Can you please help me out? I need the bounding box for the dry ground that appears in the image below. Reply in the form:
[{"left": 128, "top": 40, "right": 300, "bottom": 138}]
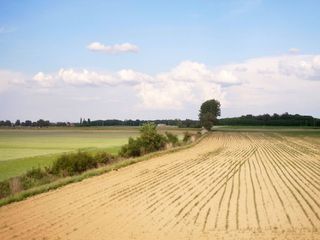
[{"left": 0, "top": 132, "right": 320, "bottom": 240}]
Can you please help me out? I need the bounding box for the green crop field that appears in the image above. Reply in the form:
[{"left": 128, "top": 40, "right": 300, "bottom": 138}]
[
  {"left": 0, "top": 127, "right": 197, "bottom": 181},
  {"left": 0, "top": 127, "right": 141, "bottom": 181}
]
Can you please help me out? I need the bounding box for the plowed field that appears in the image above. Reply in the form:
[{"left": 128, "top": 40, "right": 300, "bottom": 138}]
[{"left": 1, "top": 132, "right": 320, "bottom": 239}]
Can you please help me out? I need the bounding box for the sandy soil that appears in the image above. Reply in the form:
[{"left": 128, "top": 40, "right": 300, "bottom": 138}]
[{"left": 0, "top": 132, "right": 319, "bottom": 240}]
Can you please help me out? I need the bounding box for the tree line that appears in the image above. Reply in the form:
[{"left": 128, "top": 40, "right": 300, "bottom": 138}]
[
  {"left": 78, "top": 118, "right": 201, "bottom": 128},
  {"left": 1, "top": 111, "right": 319, "bottom": 129},
  {"left": 0, "top": 119, "right": 72, "bottom": 127},
  {"left": 0, "top": 118, "right": 200, "bottom": 128},
  {"left": 218, "top": 112, "right": 320, "bottom": 127}
]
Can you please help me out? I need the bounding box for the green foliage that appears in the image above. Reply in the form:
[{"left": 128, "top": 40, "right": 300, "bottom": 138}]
[
  {"left": 51, "top": 151, "right": 98, "bottom": 176},
  {"left": 0, "top": 180, "right": 10, "bottom": 198},
  {"left": 50, "top": 151, "right": 116, "bottom": 176},
  {"left": 120, "top": 123, "right": 167, "bottom": 157},
  {"left": 76, "top": 118, "right": 200, "bottom": 128},
  {"left": 199, "top": 99, "right": 221, "bottom": 130},
  {"left": 165, "top": 132, "right": 179, "bottom": 146},
  {"left": 94, "top": 152, "right": 115, "bottom": 164},
  {"left": 20, "top": 167, "right": 52, "bottom": 189},
  {"left": 119, "top": 137, "right": 143, "bottom": 157},
  {"left": 25, "top": 167, "right": 47, "bottom": 179},
  {"left": 183, "top": 132, "right": 192, "bottom": 143},
  {"left": 218, "top": 113, "right": 320, "bottom": 127},
  {"left": 139, "top": 123, "right": 167, "bottom": 153},
  {"left": 201, "top": 112, "right": 215, "bottom": 131}
]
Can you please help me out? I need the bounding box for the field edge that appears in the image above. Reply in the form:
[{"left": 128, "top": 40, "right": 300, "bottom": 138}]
[{"left": 0, "top": 134, "right": 207, "bottom": 208}]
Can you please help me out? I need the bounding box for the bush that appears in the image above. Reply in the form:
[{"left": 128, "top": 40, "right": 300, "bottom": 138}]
[
  {"left": 120, "top": 123, "right": 167, "bottom": 158},
  {"left": 165, "top": 132, "right": 179, "bottom": 146},
  {"left": 20, "top": 167, "right": 52, "bottom": 189},
  {"left": 119, "top": 137, "right": 143, "bottom": 157},
  {"left": 0, "top": 180, "right": 10, "bottom": 198},
  {"left": 183, "top": 131, "right": 192, "bottom": 143},
  {"left": 94, "top": 151, "right": 115, "bottom": 164},
  {"left": 50, "top": 151, "right": 97, "bottom": 176},
  {"left": 139, "top": 123, "right": 167, "bottom": 153},
  {"left": 25, "top": 167, "right": 47, "bottom": 179}
]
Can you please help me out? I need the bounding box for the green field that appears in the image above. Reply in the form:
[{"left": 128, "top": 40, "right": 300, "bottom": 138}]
[
  {"left": 0, "top": 127, "right": 197, "bottom": 181},
  {"left": 0, "top": 127, "right": 141, "bottom": 181}
]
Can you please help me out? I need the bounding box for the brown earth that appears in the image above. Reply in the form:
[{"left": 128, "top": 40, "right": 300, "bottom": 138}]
[{"left": 0, "top": 132, "right": 320, "bottom": 240}]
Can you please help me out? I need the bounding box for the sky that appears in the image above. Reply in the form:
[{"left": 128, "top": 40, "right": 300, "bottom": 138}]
[{"left": 0, "top": 0, "right": 320, "bottom": 122}]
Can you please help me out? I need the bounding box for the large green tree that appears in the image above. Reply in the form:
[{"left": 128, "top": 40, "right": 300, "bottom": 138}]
[{"left": 199, "top": 99, "right": 221, "bottom": 130}]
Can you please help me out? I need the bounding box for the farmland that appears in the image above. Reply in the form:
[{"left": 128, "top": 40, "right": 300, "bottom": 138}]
[
  {"left": 0, "top": 127, "right": 195, "bottom": 181},
  {"left": 0, "top": 131, "right": 319, "bottom": 239}
]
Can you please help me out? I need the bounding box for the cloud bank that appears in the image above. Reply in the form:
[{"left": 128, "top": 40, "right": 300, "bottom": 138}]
[
  {"left": 1, "top": 53, "right": 320, "bottom": 117},
  {"left": 29, "top": 61, "right": 230, "bottom": 109}
]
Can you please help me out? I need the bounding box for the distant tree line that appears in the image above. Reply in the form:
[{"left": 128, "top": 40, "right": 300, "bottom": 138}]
[
  {"left": 78, "top": 118, "right": 201, "bottom": 128},
  {"left": 0, "top": 118, "right": 200, "bottom": 128},
  {"left": 1, "top": 112, "right": 319, "bottom": 128},
  {"left": 218, "top": 113, "right": 320, "bottom": 127},
  {"left": 0, "top": 119, "right": 73, "bottom": 128}
]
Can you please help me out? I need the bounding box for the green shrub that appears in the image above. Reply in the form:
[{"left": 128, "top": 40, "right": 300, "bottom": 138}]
[
  {"left": 139, "top": 123, "right": 167, "bottom": 153},
  {"left": 0, "top": 180, "right": 10, "bottom": 198},
  {"left": 20, "top": 167, "right": 52, "bottom": 189},
  {"left": 94, "top": 151, "right": 115, "bottom": 164},
  {"left": 119, "top": 137, "right": 143, "bottom": 157},
  {"left": 183, "top": 131, "right": 192, "bottom": 143},
  {"left": 51, "top": 151, "right": 97, "bottom": 176},
  {"left": 25, "top": 167, "right": 47, "bottom": 179},
  {"left": 165, "top": 132, "right": 179, "bottom": 146},
  {"left": 120, "top": 123, "right": 167, "bottom": 158}
]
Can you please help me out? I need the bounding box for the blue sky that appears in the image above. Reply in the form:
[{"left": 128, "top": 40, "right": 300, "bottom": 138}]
[{"left": 1, "top": 0, "right": 320, "bottom": 121}]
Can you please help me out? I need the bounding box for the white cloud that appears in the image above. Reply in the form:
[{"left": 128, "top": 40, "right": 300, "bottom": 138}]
[
  {"left": 31, "top": 61, "right": 227, "bottom": 109},
  {"left": 135, "top": 82, "right": 192, "bottom": 109},
  {"left": 156, "top": 61, "right": 239, "bottom": 85},
  {"left": 26, "top": 54, "right": 320, "bottom": 113},
  {"left": 278, "top": 55, "right": 320, "bottom": 80},
  {"left": 215, "top": 70, "right": 239, "bottom": 85},
  {"left": 32, "top": 68, "right": 152, "bottom": 87},
  {"left": 136, "top": 61, "right": 226, "bottom": 109},
  {"left": 216, "top": 54, "right": 320, "bottom": 116},
  {"left": 158, "top": 61, "right": 214, "bottom": 83},
  {"left": 87, "top": 42, "right": 139, "bottom": 54},
  {"left": 33, "top": 72, "right": 55, "bottom": 87},
  {"left": 58, "top": 69, "right": 116, "bottom": 86},
  {"left": 117, "top": 69, "right": 152, "bottom": 84}
]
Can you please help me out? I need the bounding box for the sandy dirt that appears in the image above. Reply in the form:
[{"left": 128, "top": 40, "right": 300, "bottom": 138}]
[{"left": 0, "top": 132, "right": 320, "bottom": 240}]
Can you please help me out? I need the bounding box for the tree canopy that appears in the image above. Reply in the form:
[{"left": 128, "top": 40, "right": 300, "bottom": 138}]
[
  {"left": 199, "top": 99, "right": 221, "bottom": 130},
  {"left": 218, "top": 113, "right": 320, "bottom": 127}
]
